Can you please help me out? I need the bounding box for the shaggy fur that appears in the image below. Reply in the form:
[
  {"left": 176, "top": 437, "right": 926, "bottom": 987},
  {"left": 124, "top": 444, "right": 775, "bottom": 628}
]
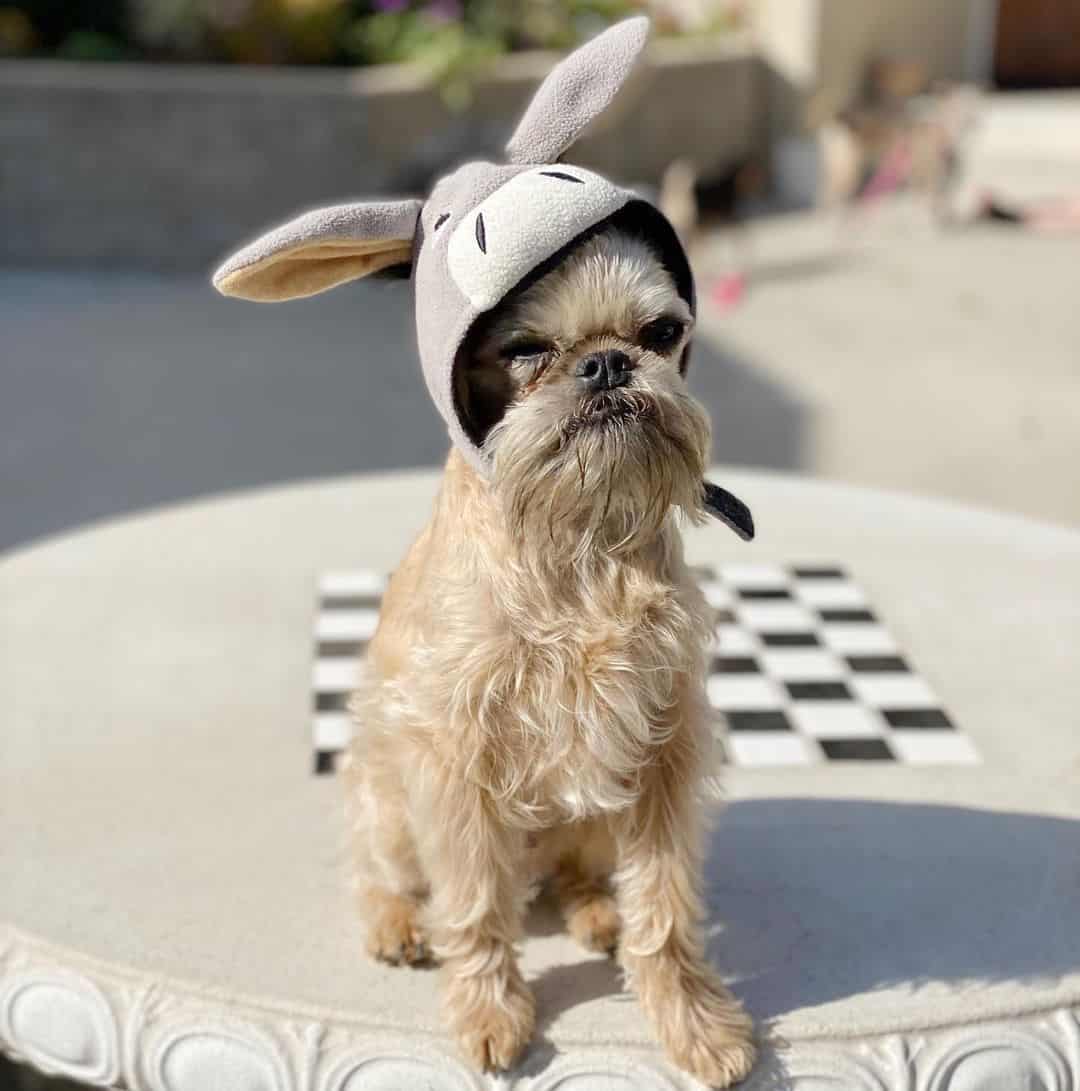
[{"left": 341, "top": 228, "right": 756, "bottom": 1087}]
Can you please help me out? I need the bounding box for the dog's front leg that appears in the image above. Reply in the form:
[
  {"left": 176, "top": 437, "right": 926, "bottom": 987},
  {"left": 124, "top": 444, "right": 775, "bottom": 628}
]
[
  {"left": 418, "top": 766, "right": 535, "bottom": 1073},
  {"left": 610, "top": 745, "right": 756, "bottom": 1088}
]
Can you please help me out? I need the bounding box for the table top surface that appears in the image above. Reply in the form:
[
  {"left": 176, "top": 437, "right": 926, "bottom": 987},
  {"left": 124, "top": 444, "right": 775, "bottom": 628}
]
[{"left": 3, "top": 467, "right": 1080, "bottom": 1052}]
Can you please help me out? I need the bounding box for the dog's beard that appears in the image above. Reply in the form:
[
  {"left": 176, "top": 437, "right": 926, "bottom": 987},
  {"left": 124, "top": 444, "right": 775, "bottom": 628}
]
[
  {"left": 487, "top": 369, "right": 711, "bottom": 560},
  {"left": 460, "top": 224, "right": 712, "bottom": 560}
]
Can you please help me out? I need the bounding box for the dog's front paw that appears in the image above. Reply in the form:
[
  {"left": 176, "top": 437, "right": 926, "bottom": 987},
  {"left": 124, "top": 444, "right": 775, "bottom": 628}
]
[
  {"left": 447, "top": 973, "right": 536, "bottom": 1072},
  {"left": 658, "top": 976, "right": 756, "bottom": 1089},
  {"left": 566, "top": 893, "right": 621, "bottom": 955},
  {"left": 364, "top": 892, "right": 430, "bottom": 966}
]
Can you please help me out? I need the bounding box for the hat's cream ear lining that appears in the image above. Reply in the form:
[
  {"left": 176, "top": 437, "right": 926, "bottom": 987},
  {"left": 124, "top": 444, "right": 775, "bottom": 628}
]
[{"left": 214, "top": 237, "right": 415, "bottom": 302}]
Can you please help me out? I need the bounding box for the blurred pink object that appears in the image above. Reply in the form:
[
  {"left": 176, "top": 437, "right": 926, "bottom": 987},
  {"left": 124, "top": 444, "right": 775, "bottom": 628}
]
[
  {"left": 859, "top": 137, "right": 914, "bottom": 203},
  {"left": 977, "top": 190, "right": 1080, "bottom": 234},
  {"left": 710, "top": 272, "right": 746, "bottom": 313}
]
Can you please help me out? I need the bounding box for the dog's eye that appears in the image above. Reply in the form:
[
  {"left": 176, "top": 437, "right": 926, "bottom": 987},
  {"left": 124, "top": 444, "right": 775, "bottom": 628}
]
[
  {"left": 500, "top": 339, "right": 552, "bottom": 364},
  {"left": 639, "top": 318, "right": 686, "bottom": 351}
]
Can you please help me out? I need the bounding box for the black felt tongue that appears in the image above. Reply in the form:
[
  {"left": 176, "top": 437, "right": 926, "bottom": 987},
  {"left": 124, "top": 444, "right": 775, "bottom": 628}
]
[{"left": 702, "top": 480, "right": 755, "bottom": 541}]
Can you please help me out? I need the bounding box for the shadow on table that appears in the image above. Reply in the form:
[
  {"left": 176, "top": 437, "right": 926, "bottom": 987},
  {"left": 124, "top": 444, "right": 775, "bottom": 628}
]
[
  {"left": 688, "top": 332, "right": 808, "bottom": 474},
  {"left": 706, "top": 798, "right": 1080, "bottom": 1017},
  {"left": 0, "top": 1053, "right": 88, "bottom": 1091},
  {"left": 521, "top": 798, "right": 1078, "bottom": 1086}
]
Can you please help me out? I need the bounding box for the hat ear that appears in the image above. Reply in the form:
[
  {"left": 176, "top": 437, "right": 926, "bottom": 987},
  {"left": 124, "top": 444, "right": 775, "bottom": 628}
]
[
  {"left": 505, "top": 15, "right": 650, "bottom": 166},
  {"left": 213, "top": 198, "right": 422, "bottom": 302}
]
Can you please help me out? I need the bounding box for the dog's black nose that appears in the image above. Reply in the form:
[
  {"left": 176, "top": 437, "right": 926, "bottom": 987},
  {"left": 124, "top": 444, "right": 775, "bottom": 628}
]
[{"left": 575, "top": 349, "right": 632, "bottom": 392}]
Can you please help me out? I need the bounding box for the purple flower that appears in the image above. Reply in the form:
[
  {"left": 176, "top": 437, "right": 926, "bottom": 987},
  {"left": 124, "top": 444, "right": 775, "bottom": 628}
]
[
  {"left": 374, "top": 0, "right": 410, "bottom": 12},
  {"left": 424, "top": 0, "right": 462, "bottom": 21}
]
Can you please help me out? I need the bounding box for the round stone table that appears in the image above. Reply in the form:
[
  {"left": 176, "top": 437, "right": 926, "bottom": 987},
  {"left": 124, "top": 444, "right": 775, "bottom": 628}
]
[{"left": 2, "top": 468, "right": 1079, "bottom": 1091}]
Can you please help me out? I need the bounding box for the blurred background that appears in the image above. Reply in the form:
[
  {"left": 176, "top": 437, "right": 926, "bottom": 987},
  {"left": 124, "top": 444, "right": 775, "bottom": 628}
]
[{"left": 1, "top": 0, "right": 1079, "bottom": 555}]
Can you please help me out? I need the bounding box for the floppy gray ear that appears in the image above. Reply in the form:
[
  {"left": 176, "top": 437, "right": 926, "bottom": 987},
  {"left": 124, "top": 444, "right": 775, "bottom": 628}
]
[
  {"left": 213, "top": 199, "right": 422, "bottom": 302},
  {"left": 505, "top": 15, "right": 650, "bottom": 166}
]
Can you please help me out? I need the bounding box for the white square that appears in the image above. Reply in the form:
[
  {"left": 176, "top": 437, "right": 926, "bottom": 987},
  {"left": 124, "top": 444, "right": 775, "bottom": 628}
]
[
  {"left": 714, "top": 624, "right": 759, "bottom": 655},
  {"left": 726, "top": 734, "right": 817, "bottom": 767},
  {"left": 760, "top": 649, "right": 846, "bottom": 681},
  {"left": 738, "top": 602, "right": 816, "bottom": 632},
  {"left": 852, "top": 674, "right": 938, "bottom": 708},
  {"left": 316, "top": 609, "right": 381, "bottom": 642},
  {"left": 699, "top": 580, "right": 735, "bottom": 609},
  {"left": 794, "top": 580, "right": 867, "bottom": 609},
  {"left": 319, "top": 570, "right": 385, "bottom": 596},
  {"left": 790, "top": 704, "right": 885, "bottom": 739},
  {"left": 314, "top": 712, "right": 352, "bottom": 749},
  {"left": 313, "top": 657, "right": 361, "bottom": 691},
  {"left": 707, "top": 675, "right": 784, "bottom": 710},
  {"left": 819, "top": 624, "right": 898, "bottom": 655},
  {"left": 720, "top": 563, "right": 790, "bottom": 589},
  {"left": 890, "top": 731, "right": 980, "bottom": 765}
]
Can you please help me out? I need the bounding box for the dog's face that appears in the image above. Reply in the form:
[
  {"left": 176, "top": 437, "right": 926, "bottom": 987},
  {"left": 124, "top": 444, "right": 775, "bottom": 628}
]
[{"left": 455, "top": 227, "right": 711, "bottom": 556}]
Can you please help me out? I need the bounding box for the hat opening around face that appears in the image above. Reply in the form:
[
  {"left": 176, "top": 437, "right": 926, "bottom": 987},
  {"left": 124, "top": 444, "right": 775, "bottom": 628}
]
[{"left": 451, "top": 200, "right": 695, "bottom": 458}]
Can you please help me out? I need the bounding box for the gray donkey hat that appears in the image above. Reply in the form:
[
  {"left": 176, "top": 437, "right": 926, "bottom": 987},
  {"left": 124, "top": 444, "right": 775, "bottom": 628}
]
[{"left": 213, "top": 16, "right": 753, "bottom": 540}]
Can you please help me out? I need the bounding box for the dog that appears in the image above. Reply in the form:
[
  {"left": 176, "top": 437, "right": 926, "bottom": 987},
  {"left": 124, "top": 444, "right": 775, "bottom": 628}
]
[
  {"left": 211, "top": 17, "right": 756, "bottom": 1086},
  {"left": 339, "top": 221, "right": 757, "bottom": 1087}
]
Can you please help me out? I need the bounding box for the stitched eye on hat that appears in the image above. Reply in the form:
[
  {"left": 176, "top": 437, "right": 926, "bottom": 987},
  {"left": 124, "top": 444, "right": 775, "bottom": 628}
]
[
  {"left": 539, "top": 170, "right": 585, "bottom": 184},
  {"left": 433, "top": 212, "right": 450, "bottom": 231},
  {"left": 475, "top": 212, "right": 487, "bottom": 254}
]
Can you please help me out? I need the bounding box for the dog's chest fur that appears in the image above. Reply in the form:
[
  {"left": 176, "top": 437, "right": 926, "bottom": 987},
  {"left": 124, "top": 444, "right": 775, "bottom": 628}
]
[
  {"left": 486, "top": 571, "right": 707, "bottom": 822},
  {"left": 414, "top": 541, "right": 712, "bottom": 826},
  {"left": 369, "top": 452, "right": 714, "bottom": 827}
]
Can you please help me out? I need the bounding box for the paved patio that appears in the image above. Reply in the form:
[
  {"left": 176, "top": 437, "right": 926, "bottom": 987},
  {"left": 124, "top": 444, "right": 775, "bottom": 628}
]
[{"left": 4, "top": 210, "right": 1078, "bottom": 559}]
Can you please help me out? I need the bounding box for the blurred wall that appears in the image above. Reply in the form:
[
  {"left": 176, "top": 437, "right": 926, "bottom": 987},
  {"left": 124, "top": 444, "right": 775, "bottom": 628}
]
[
  {"left": 0, "top": 39, "right": 757, "bottom": 270},
  {"left": 816, "top": 0, "right": 974, "bottom": 107},
  {"left": 754, "top": 0, "right": 980, "bottom": 123}
]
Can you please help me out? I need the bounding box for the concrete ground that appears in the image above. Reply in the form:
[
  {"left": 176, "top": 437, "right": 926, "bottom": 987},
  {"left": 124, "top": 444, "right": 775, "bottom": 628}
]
[
  {"left": 0, "top": 263, "right": 802, "bottom": 555},
  {"left": 2, "top": 92, "right": 1079, "bottom": 557},
  {"left": 695, "top": 200, "right": 1080, "bottom": 530}
]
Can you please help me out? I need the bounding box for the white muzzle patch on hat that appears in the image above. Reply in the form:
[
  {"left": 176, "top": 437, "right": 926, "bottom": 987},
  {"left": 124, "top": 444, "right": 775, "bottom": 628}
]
[{"left": 446, "top": 166, "right": 627, "bottom": 313}]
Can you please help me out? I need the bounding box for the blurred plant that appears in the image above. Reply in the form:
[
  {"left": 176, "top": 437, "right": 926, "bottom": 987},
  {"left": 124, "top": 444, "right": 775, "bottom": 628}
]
[
  {"left": 132, "top": 0, "right": 350, "bottom": 64},
  {"left": 0, "top": 7, "right": 35, "bottom": 55},
  {"left": 12, "top": 0, "right": 131, "bottom": 59},
  {"left": 646, "top": 0, "right": 747, "bottom": 35},
  {"left": 55, "top": 28, "right": 130, "bottom": 59},
  {"left": 3, "top": 0, "right": 747, "bottom": 67},
  {"left": 343, "top": 1, "right": 504, "bottom": 105}
]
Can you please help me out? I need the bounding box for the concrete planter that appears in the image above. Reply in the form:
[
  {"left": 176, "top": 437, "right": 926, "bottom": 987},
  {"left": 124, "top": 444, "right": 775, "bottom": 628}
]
[{"left": 0, "top": 34, "right": 758, "bottom": 270}]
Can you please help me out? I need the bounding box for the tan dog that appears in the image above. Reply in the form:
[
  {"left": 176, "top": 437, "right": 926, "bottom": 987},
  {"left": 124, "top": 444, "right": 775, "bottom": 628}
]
[{"left": 340, "top": 226, "right": 756, "bottom": 1087}]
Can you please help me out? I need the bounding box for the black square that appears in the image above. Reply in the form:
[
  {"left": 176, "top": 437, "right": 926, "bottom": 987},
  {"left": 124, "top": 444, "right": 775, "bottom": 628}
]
[
  {"left": 714, "top": 608, "right": 737, "bottom": 624},
  {"left": 316, "top": 691, "right": 349, "bottom": 712},
  {"left": 727, "top": 710, "right": 792, "bottom": 732},
  {"left": 882, "top": 708, "right": 954, "bottom": 729},
  {"left": 847, "top": 655, "right": 908, "bottom": 673},
  {"left": 318, "top": 641, "right": 365, "bottom": 658},
  {"left": 792, "top": 566, "right": 847, "bottom": 579},
  {"left": 762, "top": 631, "right": 820, "bottom": 647},
  {"left": 738, "top": 588, "right": 792, "bottom": 601},
  {"left": 321, "top": 594, "right": 383, "bottom": 611},
  {"left": 712, "top": 656, "right": 760, "bottom": 674},
  {"left": 820, "top": 608, "right": 877, "bottom": 623},
  {"left": 314, "top": 750, "right": 337, "bottom": 774},
  {"left": 820, "top": 738, "right": 895, "bottom": 761},
  {"left": 787, "top": 682, "right": 851, "bottom": 700}
]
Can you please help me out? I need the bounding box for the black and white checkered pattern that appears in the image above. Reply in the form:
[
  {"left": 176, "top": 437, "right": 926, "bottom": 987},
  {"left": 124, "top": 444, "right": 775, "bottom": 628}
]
[{"left": 311, "top": 565, "right": 978, "bottom": 774}]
